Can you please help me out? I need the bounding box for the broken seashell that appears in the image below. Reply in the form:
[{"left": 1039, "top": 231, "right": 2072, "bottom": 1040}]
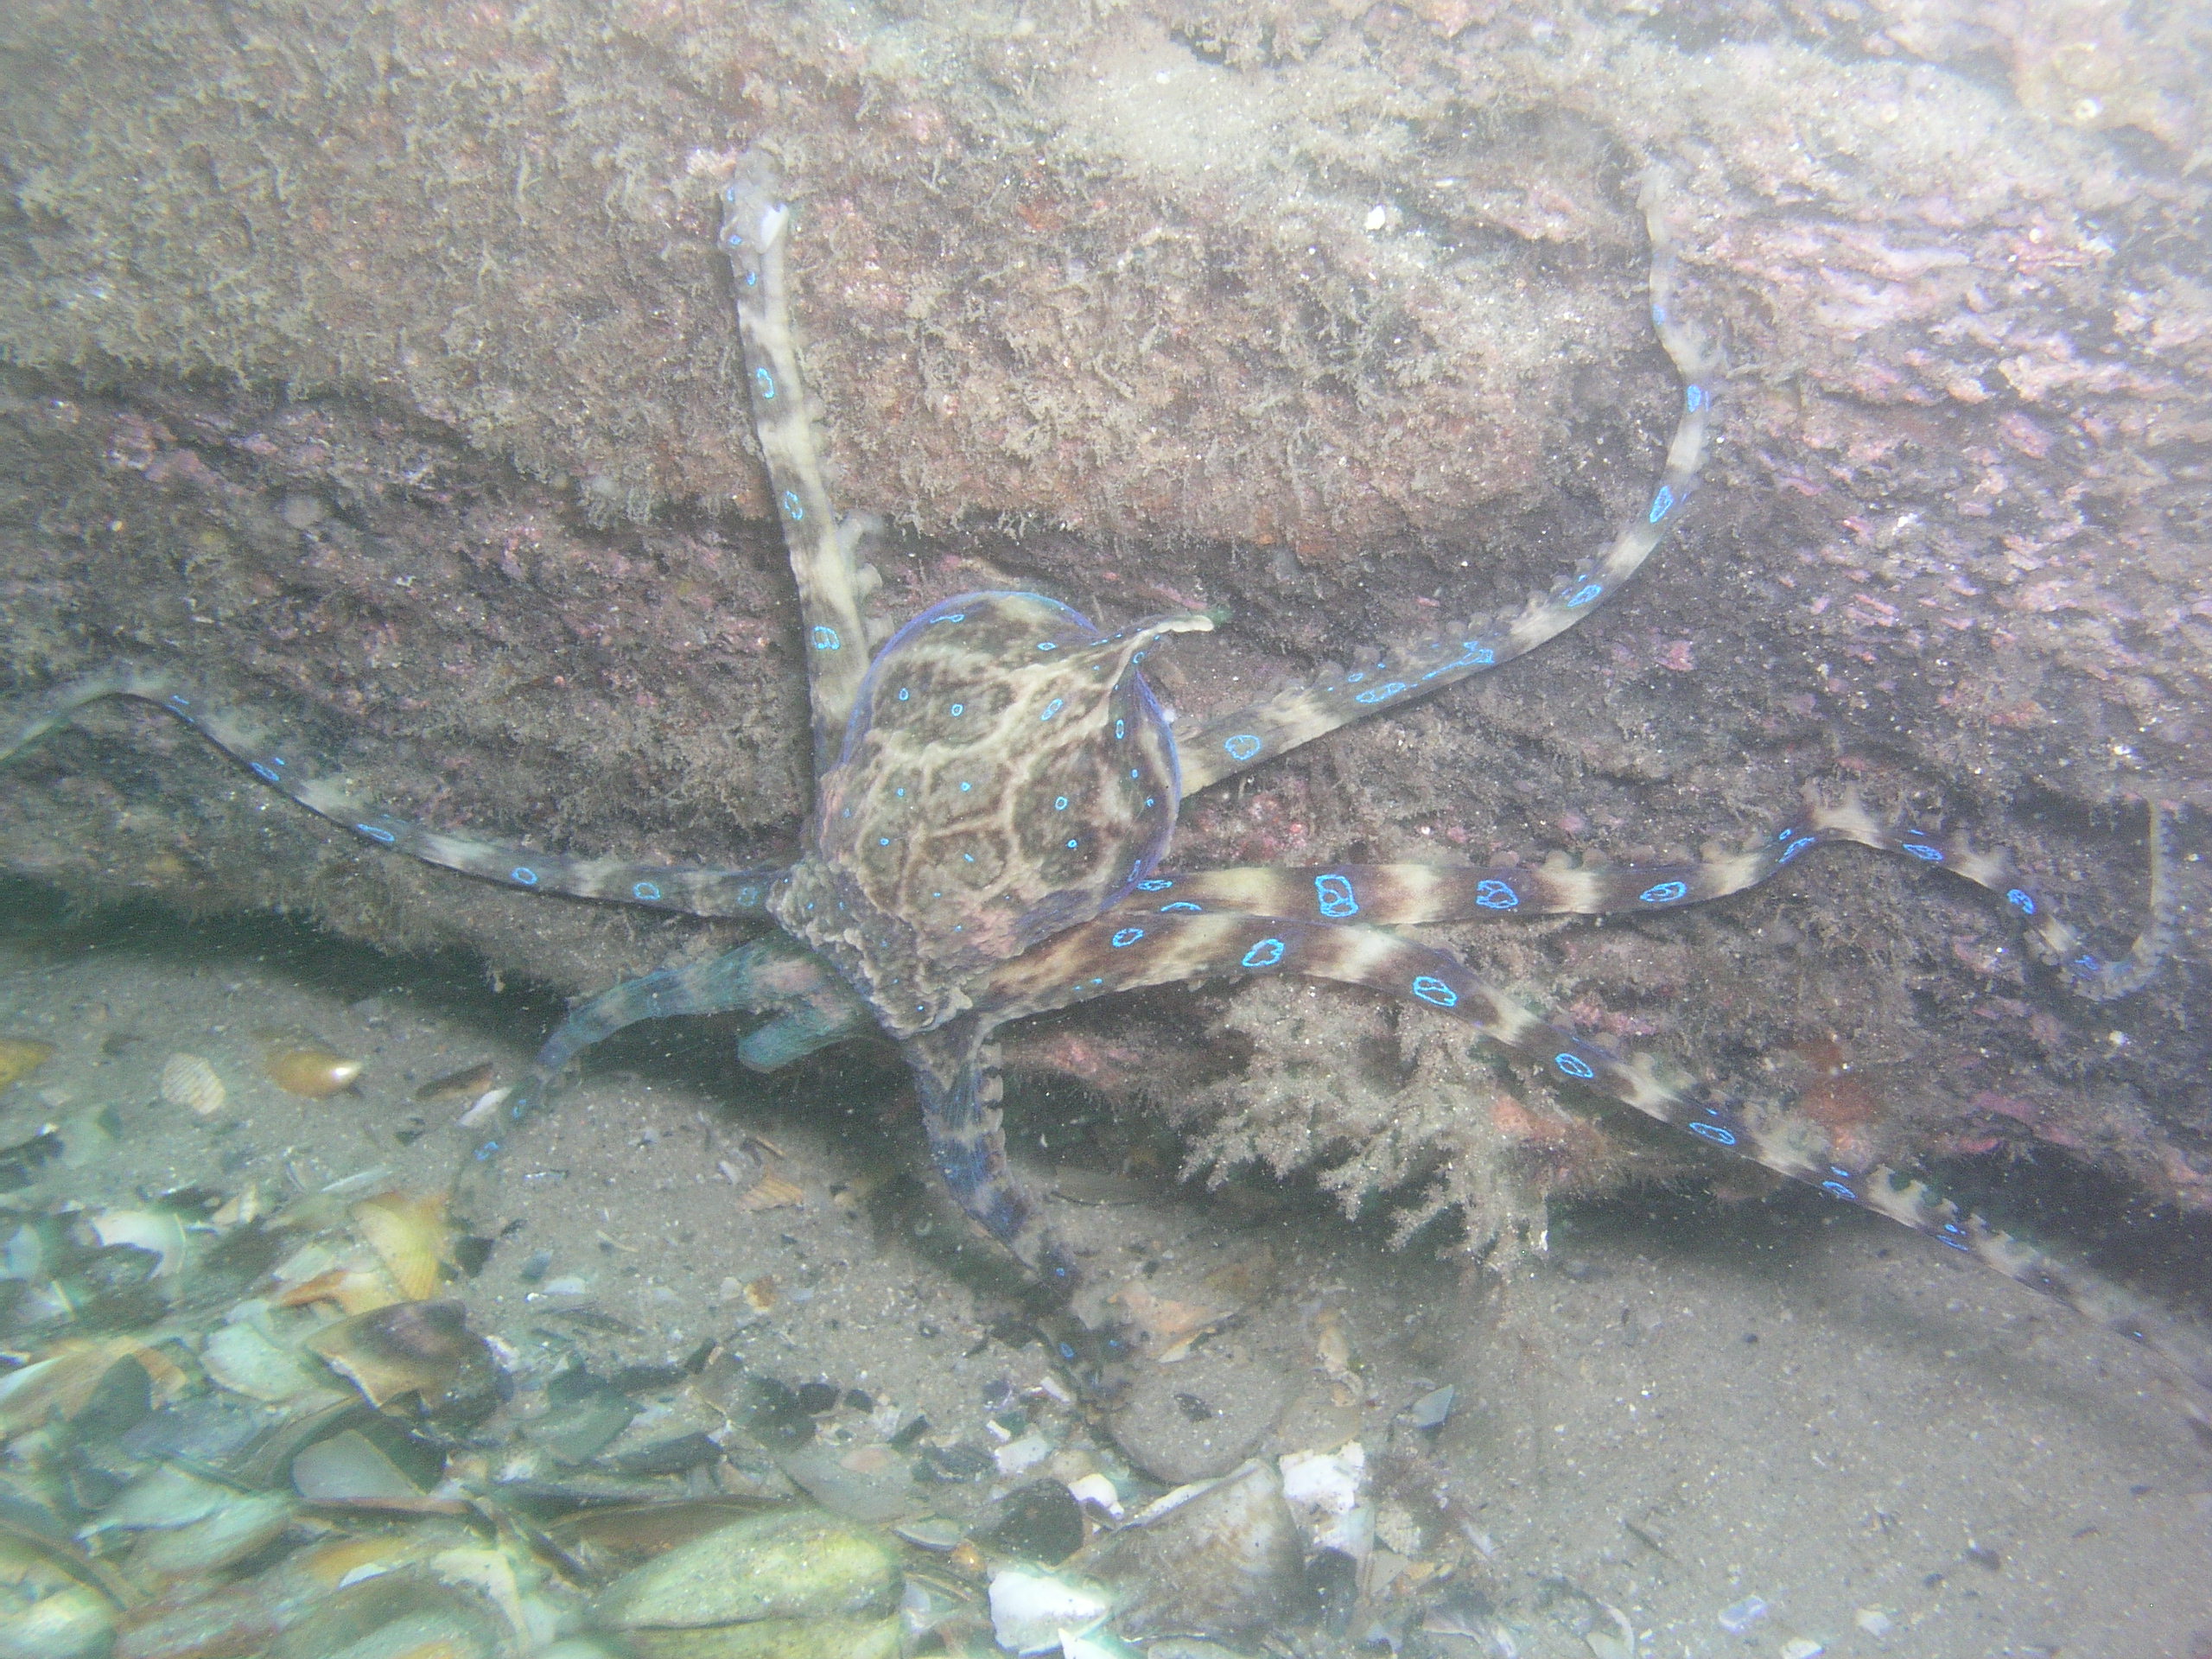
[
  {"left": 159, "top": 1052, "right": 226, "bottom": 1117},
  {"left": 302, "top": 1300, "right": 499, "bottom": 1424},
  {"left": 86, "top": 1461, "right": 235, "bottom": 1535},
  {"left": 620, "top": 1616, "right": 902, "bottom": 1659},
  {"left": 1066, "top": 1473, "right": 1126, "bottom": 1522},
  {"left": 588, "top": 1508, "right": 901, "bottom": 1630},
  {"left": 733, "top": 1172, "right": 804, "bottom": 1212},
  {"left": 1279, "top": 1443, "right": 1365, "bottom": 1528},
  {"left": 129, "top": 1491, "right": 296, "bottom": 1579},
  {"left": 292, "top": 1427, "right": 465, "bottom": 1514},
  {"left": 89, "top": 1209, "right": 188, "bottom": 1279},
  {"left": 1060, "top": 1624, "right": 1149, "bottom": 1659},
  {"left": 0, "top": 1038, "right": 54, "bottom": 1091},
  {"left": 257, "top": 1031, "right": 365, "bottom": 1097},
  {"left": 0, "top": 1574, "right": 111, "bottom": 1659},
  {"left": 0, "top": 1336, "right": 183, "bottom": 1436},
  {"left": 350, "top": 1191, "right": 451, "bottom": 1301},
  {"left": 986, "top": 1562, "right": 1116, "bottom": 1655},
  {"left": 201, "top": 1319, "right": 346, "bottom": 1407},
  {"left": 1069, "top": 1459, "right": 1305, "bottom": 1641}
]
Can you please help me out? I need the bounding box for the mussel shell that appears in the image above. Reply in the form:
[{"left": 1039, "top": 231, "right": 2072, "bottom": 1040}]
[
  {"left": 302, "top": 1300, "right": 500, "bottom": 1426},
  {"left": 588, "top": 1508, "right": 900, "bottom": 1630}
]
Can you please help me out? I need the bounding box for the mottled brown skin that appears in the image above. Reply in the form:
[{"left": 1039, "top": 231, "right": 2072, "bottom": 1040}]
[{"left": 773, "top": 594, "right": 1207, "bottom": 1038}]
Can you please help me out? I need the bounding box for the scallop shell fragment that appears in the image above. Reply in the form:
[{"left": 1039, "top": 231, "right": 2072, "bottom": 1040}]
[
  {"left": 350, "top": 1190, "right": 452, "bottom": 1301},
  {"left": 159, "top": 1052, "right": 226, "bottom": 1117}
]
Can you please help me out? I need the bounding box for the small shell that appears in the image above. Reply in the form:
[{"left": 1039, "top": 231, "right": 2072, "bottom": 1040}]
[
  {"left": 0, "top": 1038, "right": 54, "bottom": 1090},
  {"left": 258, "top": 1032, "right": 365, "bottom": 1097},
  {"left": 734, "top": 1173, "right": 804, "bottom": 1212},
  {"left": 159, "top": 1052, "right": 227, "bottom": 1116}
]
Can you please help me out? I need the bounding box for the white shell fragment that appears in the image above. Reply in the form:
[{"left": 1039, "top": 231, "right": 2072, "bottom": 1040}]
[
  {"left": 91, "top": 1208, "right": 188, "bottom": 1277},
  {"left": 988, "top": 1563, "right": 1116, "bottom": 1655},
  {"left": 1067, "top": 1471, "right": 1125, "bottom": 1520},
  {"left": 1279, "top": 1443, "right": 1365, "bottom": 1521},
  {"left": 159, "top": 1052, "right": 226, "bottom": 1116}
]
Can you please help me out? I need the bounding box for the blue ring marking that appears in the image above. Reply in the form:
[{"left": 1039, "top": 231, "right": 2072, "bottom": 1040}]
[
  {"left": 1778, "top": 835, "right": 1817, "bottom": 865},
  {"left": 1564, "top": 582, "right": 1605, "bottom": 607},
  {"left": 1054, "top": 796, "right": 1069, "bottom": 810},
  {"left": 1224, "top": 734, "right": 1263, "bottom": 762},
  {"left": 1649, "top": 485, "right": 1675, "bottom": 524},
  {"left": 1037, "top": 640, "right": 1057, "bottom": 651},
  {"left": 510, "top": 867, "right": 539, "bottom": 887},
  {"left": 356, "top": 823, "right": 398, "bottom": 844},
  {"left": 250, "top": 761, "right": 282, "bottom": 783},
  {"left": 1459, "top": 644, "right": 1497, "bottom": 667},
  {"left": 1041, "top": 698, "right": 1065, "bottom": 721},
  {"left": 754, "top": 366, "right": 776, "bottom": 398},
  {"left": 1065, "top": 837, "right": 1078, "bottom": 849},
  {"left": 474, "top": 1139, "right": 500, "bottom": 1160},
  {"left": 1686, "top": 385, "right": 1707, "bottom": 411},
  {"left": 1241, "top": 938, "right": 1287, "bottom": 969},
  {"left": 1111, "top": 927, "right": 1146, "bottom": 948},
  {"left": 1160, "top": 900, "right": 1204, "bottom": 912},
  {"left": 2072, "top": 953, "right": 2103, "bottom": 976},
  {"left": 897, "top": 687, "right": 911, "bottom": 701},
  {"left": 933, "top": 611, "right": 967, "bottom": 624},
  {"left": 782, "top": 490, "right": 804, "bottom": 520},
  {"left": 810, "top": 625, "right": 840, "bottom": 650},
  {"left": 632, "top": 880, "right": 663, "bottom": 901},
  {"left": 1354, "top": 681, "right": 1409, "bottom": 704},
  {"left": 1347, "top": 671, "right": 1365, "bottom": 683},
  {"left": 1115, "top": 719, "right": 1125, "bottom": 740},
  {"left": 950, "top": 703, "right": 963, "bottom": 716},
  {"left": 1900, "top": 842, "right": 1943, "bottom": 862},
  {"left": 1474, "top": 879, "right": 1521, "bottom": 911},
  {"left": 958, "top": 782, "right": 973, "bottom": 791},
  {"left": 879, "top": 837, "right": 891, "bottom": 847},
  {"left": 1639, "top": 880, "right": 1689, "bottom": 905},
  {"left": 1554, "top": 1052, "right": 1596, "bottom": 1080},
  {"left": 1411, "top": 976, "right": 1458, "bottom": 1008},
  {"left": 1687, "top": 1120, "right": 1738, "bottom": 1146},
  {"left": 1315, "top": 874, "right": 1359, "bottom": 918},
  {"left": 1821, "top": 1179, "right": 1856, "bottom": 1201},
  {"left": 2005, "top": 887, "right": 2037, "bottom": 915},
  {"left": 165, "top": 693, "right": 190, "bottom": 710},
  {"left": 1138, "top": 878, "right": 1175, "bottom": 891}
]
